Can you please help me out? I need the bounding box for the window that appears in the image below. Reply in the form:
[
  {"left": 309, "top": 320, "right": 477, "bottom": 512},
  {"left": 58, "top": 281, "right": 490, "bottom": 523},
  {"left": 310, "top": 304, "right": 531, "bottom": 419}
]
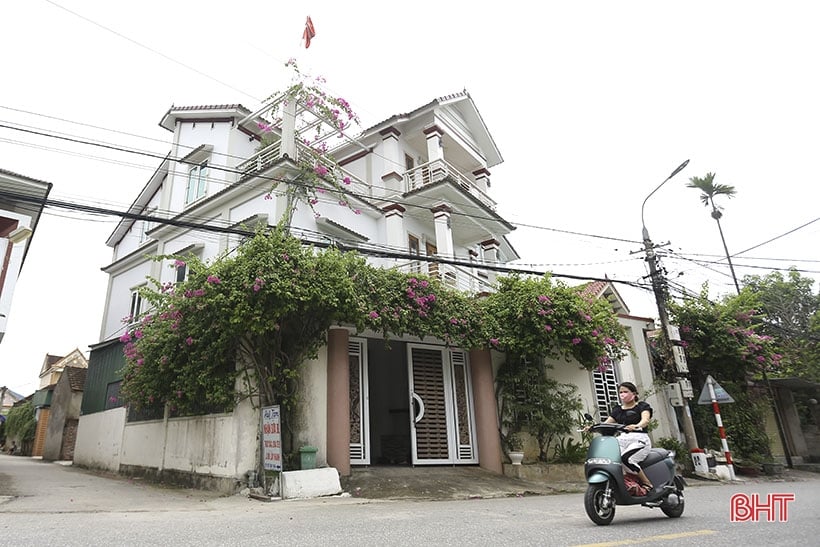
[
  {"left": 592, "top": 365, "right": 619, "bottom": 420},
  {"left": 129, "top": 289, "right": 144, "bottom": 325},
  {"left": 175, "top": 261, "right": 187, "bottom": 284},
  {"left": 185, "top": 161, "right": 208, "bottom": 204},
  {"left": 105, "top": 381, "right": 123, "bottom": 410},
  {"left": 138, "top": 208, "right": 156, "bottom": 243}
]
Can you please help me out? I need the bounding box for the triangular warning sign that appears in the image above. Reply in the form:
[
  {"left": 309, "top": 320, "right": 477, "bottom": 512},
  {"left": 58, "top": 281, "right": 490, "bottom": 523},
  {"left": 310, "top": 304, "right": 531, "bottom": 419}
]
[{"left": 698, "top": 375, "right": 735, "bottom": 404}]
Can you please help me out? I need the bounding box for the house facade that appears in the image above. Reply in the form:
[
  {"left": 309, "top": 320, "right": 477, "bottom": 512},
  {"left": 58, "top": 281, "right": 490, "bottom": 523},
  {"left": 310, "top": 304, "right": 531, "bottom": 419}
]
[
  {"left": 0, "top": 168, "right": 52, "bottom": 344},
  {"left": 76, "top": 90, "right": 673, "bottom": 491}
]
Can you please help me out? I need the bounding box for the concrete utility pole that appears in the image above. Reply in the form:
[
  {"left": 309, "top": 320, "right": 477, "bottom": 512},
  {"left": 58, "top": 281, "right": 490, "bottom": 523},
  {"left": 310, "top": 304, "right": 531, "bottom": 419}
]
[{"left": 641, "top": 160, "right": 700, "bottom": 451}]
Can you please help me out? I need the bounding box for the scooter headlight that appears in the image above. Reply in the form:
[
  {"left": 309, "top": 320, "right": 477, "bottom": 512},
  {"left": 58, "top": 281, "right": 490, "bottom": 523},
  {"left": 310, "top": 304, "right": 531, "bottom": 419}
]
[{"left": 586, "top": 458, "right": 613, "bottom": 465}]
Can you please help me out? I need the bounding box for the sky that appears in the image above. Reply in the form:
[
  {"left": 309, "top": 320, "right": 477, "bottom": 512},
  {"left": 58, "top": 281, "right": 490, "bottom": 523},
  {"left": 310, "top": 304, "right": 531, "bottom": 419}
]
[{"left": 2, "top": 1, "right": 818, "bottom": 394}]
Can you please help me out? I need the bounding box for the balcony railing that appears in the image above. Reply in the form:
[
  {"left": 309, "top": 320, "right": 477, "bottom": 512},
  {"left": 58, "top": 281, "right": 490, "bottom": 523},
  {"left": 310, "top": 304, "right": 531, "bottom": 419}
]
[
  {"left": 404, "top": 159, "right": 496, "bottom": 210},
  {"left": 391, "top": 259, "right": 494, "bottom": 295},
  {"left": 237, "top": 140, "right": 282, "bottom": 178}
]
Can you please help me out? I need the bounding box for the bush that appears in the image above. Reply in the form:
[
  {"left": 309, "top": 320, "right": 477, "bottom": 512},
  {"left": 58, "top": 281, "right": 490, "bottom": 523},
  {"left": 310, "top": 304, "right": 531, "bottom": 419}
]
[
  {"left": 5, "top": 401, "right": 36, "bottom": 442},
  {"left": 656, "top": 436, "right": 688, "bottom": 466}
]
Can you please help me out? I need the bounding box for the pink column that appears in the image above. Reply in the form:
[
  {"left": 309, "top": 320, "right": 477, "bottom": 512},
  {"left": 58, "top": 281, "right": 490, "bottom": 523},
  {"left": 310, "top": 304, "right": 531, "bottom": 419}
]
[
  {"left": 469, "top": 348, "right": 503, "bottom": 474},
  {"left": 326, "top": 328, "right": 351, "bottom": 476}
]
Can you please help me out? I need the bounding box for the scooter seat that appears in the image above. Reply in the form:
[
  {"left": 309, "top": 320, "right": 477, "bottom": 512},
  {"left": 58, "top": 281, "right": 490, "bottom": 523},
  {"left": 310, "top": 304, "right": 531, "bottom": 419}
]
[{"left": 639, "top": 448, "right": 670, "bottom": 468}]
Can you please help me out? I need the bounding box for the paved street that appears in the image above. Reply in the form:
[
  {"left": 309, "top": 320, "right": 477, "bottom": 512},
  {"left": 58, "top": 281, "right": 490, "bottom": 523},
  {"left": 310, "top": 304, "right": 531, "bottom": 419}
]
[{"left": 2, "top": 454, "right": 818, "bottom": 546}]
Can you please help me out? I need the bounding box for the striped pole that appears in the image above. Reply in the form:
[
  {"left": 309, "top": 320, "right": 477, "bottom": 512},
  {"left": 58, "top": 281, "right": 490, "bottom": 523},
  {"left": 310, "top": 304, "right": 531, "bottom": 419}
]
[{"left": 707, "top": 375, "right": 736, "bottom": 481}]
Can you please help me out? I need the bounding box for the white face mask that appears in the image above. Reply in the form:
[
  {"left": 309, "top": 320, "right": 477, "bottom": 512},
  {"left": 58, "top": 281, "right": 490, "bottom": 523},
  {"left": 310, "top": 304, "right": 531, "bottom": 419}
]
[{"left": 619, "top": 391, "right": 635, "bottom": 404}]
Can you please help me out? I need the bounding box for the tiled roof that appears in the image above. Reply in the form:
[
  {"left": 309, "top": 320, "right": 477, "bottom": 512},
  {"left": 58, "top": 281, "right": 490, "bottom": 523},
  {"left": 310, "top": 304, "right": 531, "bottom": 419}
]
[
  {"left": 65, "top": 366, "right": 87, "bottom": 392},
  {"left": 169, "top": 104, "right": 250, "bottom": 113}
]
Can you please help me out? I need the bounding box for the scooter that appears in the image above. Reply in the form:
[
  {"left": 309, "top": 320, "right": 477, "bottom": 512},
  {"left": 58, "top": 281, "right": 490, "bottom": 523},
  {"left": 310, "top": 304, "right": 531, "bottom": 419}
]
[{"left": 582, "top": 414, "right": 686, "bottom": 525}]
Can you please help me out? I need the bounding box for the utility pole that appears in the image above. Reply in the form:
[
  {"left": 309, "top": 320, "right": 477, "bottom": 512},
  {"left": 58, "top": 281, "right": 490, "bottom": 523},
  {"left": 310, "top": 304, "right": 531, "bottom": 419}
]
[
  {"left": 641, "top": 159, "right": 700, "bottom": 451},
  {"left": 643, "top": 236, "right": 699, "bottom": 450}
]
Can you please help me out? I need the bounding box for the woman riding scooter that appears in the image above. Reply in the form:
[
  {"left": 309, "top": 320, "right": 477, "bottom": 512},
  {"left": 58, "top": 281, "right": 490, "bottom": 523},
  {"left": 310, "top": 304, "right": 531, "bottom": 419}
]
[{"left": 604, "top": 382, "right": 653, "bottom": 491}]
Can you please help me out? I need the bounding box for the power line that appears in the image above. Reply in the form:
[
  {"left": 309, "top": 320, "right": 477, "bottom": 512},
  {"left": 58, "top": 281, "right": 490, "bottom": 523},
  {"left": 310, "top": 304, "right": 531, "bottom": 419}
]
[
  {"left": 0, "top": 187, "right": 650, "bottom": 291},
  {"left": 43, "top": 0, "right": 261, "bottom": 103},
  {"left": 0, "top": 121, "right": 641, "bottom": 246}
]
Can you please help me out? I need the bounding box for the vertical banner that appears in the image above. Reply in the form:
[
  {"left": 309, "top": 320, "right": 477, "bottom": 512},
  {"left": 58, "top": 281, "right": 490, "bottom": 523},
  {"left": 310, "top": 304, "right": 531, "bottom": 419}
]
[{"left": 262, "top": 405, "right": 282, "bottom": 471}]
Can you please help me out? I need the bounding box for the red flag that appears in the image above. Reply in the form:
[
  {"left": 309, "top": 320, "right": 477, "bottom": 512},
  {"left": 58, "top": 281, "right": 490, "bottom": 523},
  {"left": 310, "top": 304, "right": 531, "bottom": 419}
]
[{"left": 303, "top": 16, "right": 316, "bottom": 49}]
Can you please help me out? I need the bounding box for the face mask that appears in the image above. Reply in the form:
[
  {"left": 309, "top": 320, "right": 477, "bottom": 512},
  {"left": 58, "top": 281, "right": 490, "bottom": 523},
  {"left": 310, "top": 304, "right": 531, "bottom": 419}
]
[{"left": 620, "top": 391, "right": 635, "bottom": 403}]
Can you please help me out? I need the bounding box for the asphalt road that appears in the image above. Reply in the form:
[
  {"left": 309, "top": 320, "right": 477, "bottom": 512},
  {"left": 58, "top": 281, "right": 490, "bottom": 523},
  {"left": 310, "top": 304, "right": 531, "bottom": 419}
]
[{"left": 2, "top": 455, "right": 817, "bottom": 546}]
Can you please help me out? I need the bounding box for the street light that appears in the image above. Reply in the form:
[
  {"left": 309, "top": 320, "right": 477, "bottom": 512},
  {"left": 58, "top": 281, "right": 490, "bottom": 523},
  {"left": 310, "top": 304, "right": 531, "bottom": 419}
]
[{"left": 641, "top": 159, "right": 700, "bottom": 451}]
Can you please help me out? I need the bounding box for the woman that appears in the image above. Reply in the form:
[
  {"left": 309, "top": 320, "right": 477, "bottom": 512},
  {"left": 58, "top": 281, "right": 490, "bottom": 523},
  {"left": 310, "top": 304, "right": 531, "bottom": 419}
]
[{"left": 604, "top": 382, "right": 654, "bottom": 490}]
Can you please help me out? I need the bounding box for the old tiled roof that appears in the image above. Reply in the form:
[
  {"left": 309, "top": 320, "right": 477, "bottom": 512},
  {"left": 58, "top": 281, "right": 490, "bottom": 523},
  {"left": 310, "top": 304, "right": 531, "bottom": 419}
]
[{"left": 65, "top": 366, "right": 87, "bottom": 392}]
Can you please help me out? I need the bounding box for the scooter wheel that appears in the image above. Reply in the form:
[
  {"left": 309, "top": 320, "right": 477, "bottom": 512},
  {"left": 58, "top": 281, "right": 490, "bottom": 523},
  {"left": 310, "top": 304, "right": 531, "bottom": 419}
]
[
  {"left": 584, "top": 482, "right": 616, "bottom": 525},
  {"left": 661, "top": 492, "right": 685, "bottom": 518}
]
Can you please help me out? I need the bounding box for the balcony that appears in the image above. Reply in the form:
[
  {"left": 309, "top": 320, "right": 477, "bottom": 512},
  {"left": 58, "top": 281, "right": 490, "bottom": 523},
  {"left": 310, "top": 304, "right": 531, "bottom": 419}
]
[
  {"left": 404, "top": 159, "right": 496, "bottom": 211},
  {"left": 237, "top": 140, "right": 282, "bottom": 178},
  {"left": 392, "top": 259, "right": 494, "bottom": 295}
]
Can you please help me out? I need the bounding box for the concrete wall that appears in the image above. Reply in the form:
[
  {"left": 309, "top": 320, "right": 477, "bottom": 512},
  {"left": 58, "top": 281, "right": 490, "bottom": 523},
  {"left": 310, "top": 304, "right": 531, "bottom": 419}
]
[
  {"left": 74, "top": 407, "right": 127, "bottom": 472},
  {"left": 75, "top": 397, "right": 258, "bottom": 491}
]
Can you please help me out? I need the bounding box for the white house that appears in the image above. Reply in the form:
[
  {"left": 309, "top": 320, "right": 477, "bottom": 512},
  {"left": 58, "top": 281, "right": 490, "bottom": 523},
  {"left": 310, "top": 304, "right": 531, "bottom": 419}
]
[
  {"left": 0, "top": 169, "right": 52, "bottom": 344},
  {"left": 75, "top": 88, "right": 674, "bottom": 492}
]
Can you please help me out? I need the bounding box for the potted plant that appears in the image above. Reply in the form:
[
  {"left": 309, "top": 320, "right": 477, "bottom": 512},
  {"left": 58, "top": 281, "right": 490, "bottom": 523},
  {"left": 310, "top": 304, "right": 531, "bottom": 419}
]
[{"left": 507, "top": 432, "right": 525, "bottom": 465}]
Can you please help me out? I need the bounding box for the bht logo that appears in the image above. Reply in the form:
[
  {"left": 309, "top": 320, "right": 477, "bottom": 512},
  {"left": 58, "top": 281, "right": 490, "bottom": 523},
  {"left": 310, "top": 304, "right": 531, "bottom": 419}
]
[{"left": 730, "top": 493, "right": 795, "bottom": 522}]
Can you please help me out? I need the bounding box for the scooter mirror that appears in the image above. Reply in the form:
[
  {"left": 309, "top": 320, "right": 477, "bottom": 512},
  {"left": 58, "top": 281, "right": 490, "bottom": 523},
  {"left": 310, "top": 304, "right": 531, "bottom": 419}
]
[{"left": 583, "top": 413, "right": 593, "bottom": 422}]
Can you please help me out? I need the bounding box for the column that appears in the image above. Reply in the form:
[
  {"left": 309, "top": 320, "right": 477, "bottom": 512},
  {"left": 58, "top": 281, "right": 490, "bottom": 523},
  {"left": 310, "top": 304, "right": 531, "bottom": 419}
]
[
  {"left": 383, "top": 204, "right": 406, "bottom": 250},
  {"left": 326, "top": 328, "right": 351, "bottom": 476},
  {"left": 469, "top": 348, "right": 503, "bottom": 474},
  {"left": 473, "top": 168, "right": 491, "bottom": 191},
  {"left": 424, "top": 125, "right": 445, "bottom": 181},
  {"left": 280, "top": 99, "right": 297, "bottom": 160},
  {"left": 431, "top": 205, "right": 454, "bottom": 257},
  {"left": 379, "top": 126, "right": 403, "bottom": 195},
  {"left": 481, "top": 239, "right": 500, "bottom": 284}
]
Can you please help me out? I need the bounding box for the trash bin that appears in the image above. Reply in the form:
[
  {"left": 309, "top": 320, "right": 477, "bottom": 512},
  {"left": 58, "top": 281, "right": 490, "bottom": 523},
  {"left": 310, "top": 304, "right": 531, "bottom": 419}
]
[{"left": 299, "top": 446, "right": 318, "bottom": 470}]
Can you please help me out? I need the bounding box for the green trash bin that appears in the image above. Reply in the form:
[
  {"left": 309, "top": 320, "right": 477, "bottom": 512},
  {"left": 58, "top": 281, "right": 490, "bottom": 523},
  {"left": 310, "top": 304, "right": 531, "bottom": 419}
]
[{"left": 299, "top": 446, "right": 318, "bottom": 470}]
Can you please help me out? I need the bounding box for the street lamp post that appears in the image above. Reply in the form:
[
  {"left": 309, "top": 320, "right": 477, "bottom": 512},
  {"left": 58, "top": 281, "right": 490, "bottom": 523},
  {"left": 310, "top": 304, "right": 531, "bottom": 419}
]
[{"left": 641, "top": 159, "right": 700, "bottom": 451}]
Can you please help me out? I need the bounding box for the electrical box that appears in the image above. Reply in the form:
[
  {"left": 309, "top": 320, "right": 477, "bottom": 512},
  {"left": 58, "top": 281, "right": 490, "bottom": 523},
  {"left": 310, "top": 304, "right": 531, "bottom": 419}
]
[
  {"left": 666, "top": 382, "right": 684, "bottom": 407},
  {"left": 678, "top": 377, "right": 694, "bottom": 398},
  {"left": 672, "top": 345, "right": 689, "bottom": 373}
]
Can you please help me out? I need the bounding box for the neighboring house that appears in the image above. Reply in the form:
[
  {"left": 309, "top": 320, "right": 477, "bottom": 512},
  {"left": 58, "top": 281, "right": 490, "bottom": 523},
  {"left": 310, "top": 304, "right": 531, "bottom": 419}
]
[
  {"left": 76, "top": 92, "right": 669, "bottom": 492},
  {"left": 0, "top": 169, "right": 52, "bottom": 344},
  {"left": 42, "top": 365, "right": 87, "bottom": 461},
  {"left": 38, "top": 349, "right": 88, "bottom": 389},
  {"left": 569, "top": 281, "right": 676, "bottom": 441},
  {"left": 31, "top": 350, "right": 89, "bottom": 457}
]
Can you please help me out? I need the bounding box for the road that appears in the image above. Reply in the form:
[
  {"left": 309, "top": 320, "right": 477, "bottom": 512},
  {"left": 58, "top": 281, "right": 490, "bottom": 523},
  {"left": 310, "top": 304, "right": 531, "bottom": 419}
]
[{"left": 1, "top": 455, "right": 817, "bottom": 546}]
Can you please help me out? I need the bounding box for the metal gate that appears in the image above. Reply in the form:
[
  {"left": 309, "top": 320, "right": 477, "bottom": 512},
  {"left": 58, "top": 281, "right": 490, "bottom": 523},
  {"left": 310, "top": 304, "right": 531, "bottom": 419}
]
[{"left": 408, "top": 344, "right": 477, "bottom": 464}]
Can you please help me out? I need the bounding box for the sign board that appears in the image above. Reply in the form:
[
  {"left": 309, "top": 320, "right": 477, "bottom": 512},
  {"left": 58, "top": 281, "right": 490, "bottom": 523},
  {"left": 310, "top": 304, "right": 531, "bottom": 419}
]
[
  {"left": 698, "top": 375, "right": 735, "bottom": 405},
  {"left": 262, "top": 405, "right": 283, "bottom": 471}
]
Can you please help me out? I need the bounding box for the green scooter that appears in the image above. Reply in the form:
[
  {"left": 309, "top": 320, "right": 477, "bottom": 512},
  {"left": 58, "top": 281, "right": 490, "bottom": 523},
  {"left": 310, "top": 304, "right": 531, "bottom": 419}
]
[{"left": 583, "top": 413, "right": 686, "bottom": 525}]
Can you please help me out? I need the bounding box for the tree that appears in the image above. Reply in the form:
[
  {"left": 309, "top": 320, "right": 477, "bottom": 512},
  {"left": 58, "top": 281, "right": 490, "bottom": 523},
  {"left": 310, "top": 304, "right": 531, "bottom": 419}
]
[
  {"left": 687, "top": 172, "right": 741, "bottom": 294},
  {"left": 742, "top": 269, "right": 820, "bottom": 381},
  {"left": 669, "top": 287, "right": 784, "bottom": 461}
]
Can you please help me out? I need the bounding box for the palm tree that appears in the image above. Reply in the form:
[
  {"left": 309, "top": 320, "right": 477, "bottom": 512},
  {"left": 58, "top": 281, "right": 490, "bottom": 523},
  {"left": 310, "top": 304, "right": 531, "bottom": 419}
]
[{"left": 687, "top": 172, "right": 741, "bottom": 294}]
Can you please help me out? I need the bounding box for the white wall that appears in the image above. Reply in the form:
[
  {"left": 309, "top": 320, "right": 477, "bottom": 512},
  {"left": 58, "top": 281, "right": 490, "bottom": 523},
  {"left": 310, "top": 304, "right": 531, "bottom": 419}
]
[
  {"left": 295, "top": 349, "right": 329, "bottom": 466},
  {"left": 102, "top": 259, "right": 153, "bottom": 340},
  {"left": 74, "top": 407, "right": 126, "bottom": 472}
]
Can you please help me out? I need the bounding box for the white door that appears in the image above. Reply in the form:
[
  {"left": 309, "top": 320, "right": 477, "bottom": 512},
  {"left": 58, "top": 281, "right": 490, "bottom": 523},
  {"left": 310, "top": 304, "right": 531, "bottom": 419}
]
[
  {"left": 408, "top": 344, "right": 477, "bottom": 465},
  {"left": 349, "top": 338, "right": 370, "bottom": 464}
]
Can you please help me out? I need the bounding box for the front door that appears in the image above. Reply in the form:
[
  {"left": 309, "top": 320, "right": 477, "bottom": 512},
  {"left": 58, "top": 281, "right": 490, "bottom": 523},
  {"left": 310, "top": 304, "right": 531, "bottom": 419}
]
[{"left": 408, "top": 344, "right": 477, "bottom": 464}]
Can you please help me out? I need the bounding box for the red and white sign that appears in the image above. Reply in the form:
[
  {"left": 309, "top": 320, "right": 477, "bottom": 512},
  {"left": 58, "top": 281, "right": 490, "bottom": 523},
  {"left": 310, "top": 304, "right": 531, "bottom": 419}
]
[{"left": 262, "top": 405, "right": 282, "bottom": 471}]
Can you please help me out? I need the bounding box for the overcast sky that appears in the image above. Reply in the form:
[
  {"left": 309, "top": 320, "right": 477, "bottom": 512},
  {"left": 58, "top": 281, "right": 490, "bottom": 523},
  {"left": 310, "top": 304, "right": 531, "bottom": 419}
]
[{"left": 2, "top": 1, "right": 818, "bottom": 394}]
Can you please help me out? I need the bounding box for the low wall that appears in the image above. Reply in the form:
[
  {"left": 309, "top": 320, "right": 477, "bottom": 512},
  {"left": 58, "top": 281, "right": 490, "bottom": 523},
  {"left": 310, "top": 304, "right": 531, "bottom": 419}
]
[
  {"left": 503, "top": 462, "right": 586, "bottom": 483},
  {"left": 74, "top": 399, "right": 258, "bottom": 494},
  {"left": 74, "top": 407, "right": 126, "bottom": 472}
]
